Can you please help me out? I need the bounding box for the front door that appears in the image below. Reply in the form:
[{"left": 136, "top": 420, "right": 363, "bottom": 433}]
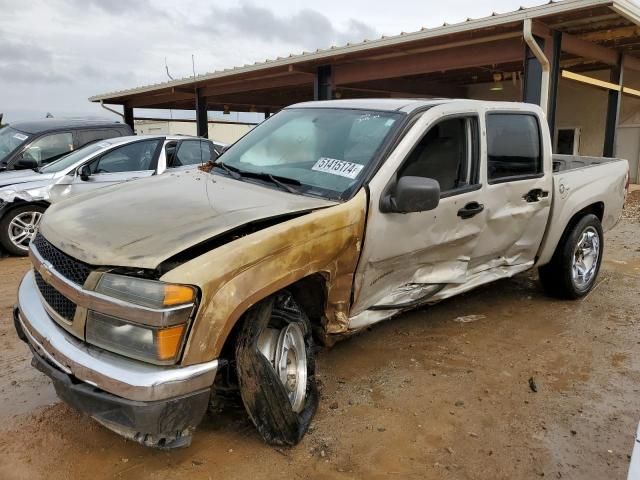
[
  {"left": 350, "top": 104, "right": 489, "bottom": 328},
  {"left": 50, "top": 138, "right": 162, "bottom": 201}
]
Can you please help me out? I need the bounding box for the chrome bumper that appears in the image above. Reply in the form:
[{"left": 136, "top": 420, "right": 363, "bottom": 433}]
[{"left": 16, "top": 270, "right": 218, "bottom": 402}]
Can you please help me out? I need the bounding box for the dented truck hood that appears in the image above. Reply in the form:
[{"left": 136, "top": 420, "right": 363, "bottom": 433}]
[{"left": 39, "top": 169, "right": 336, "bottom": 269}]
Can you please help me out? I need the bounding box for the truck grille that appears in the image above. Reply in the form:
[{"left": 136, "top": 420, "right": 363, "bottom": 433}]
[
  {"left": 32, "top": 233, "right": 91, "bottom": 285},
  {"left": 32, "top": 234, "right": 92, "bottom": 323},
  {"left": 34, "top": 270, "right": 77, "bottom": 321}
]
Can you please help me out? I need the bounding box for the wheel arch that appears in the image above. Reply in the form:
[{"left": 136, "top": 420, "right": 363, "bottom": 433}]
[{"left": 537, "top": 201, "right": 604, "bottom": 266}]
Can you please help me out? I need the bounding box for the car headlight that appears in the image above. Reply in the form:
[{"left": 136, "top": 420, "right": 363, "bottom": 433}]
[
  {"left": 86, "top": 274, "right": 197, "bottom": 364},
  {"left": 0, "top": 189, "right": 17, "bottom": 202}
]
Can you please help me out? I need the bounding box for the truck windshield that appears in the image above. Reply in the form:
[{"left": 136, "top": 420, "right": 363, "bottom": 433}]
[
  {"left": 39, "top": 142, "right": 107, "bottom": 173},
  {"left": 217, "top": 108, "right": 402, "bottom": 199},
  {"left": 0, "top": 127, "right": 31, "bottom": 165}
]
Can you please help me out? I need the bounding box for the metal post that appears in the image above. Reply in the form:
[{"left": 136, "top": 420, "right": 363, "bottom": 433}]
[
  {"left": 195, "top": 88, "right": 208, "bottom": 138},
  {"left": 123, "top": 106, "right": 134, "bottom": 131},
  {"left": 547, "top": 31, "right": 562, "bottom": 141},
  {"left": 314, "top": 66, "right": 333, "bottom": 101},
  {"left": 604, "top": 55, "right": 623, "bottom": 157},
  {"left": 522, "top": 35, "right": 546, "bottom": 106}
]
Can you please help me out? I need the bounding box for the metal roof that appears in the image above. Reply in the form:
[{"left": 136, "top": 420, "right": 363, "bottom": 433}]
[
  {"left": 11, "top": 119, "right": 125, "bottom": 134},
  {"left": 90, "top": 0, "right": 640, "bottom": 104}
]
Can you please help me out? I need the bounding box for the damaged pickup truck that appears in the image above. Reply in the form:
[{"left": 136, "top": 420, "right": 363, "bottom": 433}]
[{"left": 14, "top": 99, "right": 629, "bottom": 448}]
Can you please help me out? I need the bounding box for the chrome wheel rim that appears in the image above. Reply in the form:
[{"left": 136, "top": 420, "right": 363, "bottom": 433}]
[
  {"left": 257, "top": 322, "right": 307, "bottom": 413},
  {"left": 8, "top": 211, "right": 42, "bottom": 252},
  {"left": 572, "top": 226, "right": 600, "bottom": 289}
]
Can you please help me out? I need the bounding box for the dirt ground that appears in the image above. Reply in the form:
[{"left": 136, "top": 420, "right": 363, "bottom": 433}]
[{"left": 0, "top": 193, "right": 639, "bottom": 480}]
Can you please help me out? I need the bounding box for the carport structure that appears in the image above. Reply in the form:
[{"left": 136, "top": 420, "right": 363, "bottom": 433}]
[{"left": 91, "top": 0, "right": 640, "bottom": 159}]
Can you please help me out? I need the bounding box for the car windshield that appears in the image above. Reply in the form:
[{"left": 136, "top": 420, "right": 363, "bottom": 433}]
[
  {"left": 0, "top": 127, "right": 31, "bottom": 164},
  {"left": 217, "top": 108, "right": 402, "bottom": 199},
  {"left": 39, "top": 142, "right": 108, "bottom": 173}
]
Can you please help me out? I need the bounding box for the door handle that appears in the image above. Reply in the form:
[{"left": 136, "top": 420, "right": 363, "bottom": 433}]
[
  {"left": 523, "top": 188, "right": 549, "bottom": 203},
  {"left": 457, "top": 202, "right": 484, "bottom": 219}
]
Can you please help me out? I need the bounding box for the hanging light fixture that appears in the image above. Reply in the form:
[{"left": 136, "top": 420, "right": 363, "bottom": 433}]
[
  {"left": 490, "top": 72, "right": 504, "bottom": 92},
  {"left": 223, "top": 105, "right": 230, "bottom": 115}
]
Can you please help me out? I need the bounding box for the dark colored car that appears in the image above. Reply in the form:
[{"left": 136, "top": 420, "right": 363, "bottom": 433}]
[{"left": 0, "top": 120, "right": 133, "bottom": 171}]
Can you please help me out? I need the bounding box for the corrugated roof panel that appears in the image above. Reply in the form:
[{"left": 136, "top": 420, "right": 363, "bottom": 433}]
[{"left": 89, "top": 0, "right": 640, "bottom": 102}]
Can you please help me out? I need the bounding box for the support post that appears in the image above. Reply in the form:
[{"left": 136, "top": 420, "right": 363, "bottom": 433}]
[
  {"left": 604, "top": 55, "right": 623, "bottom": 157},
  {"left": 547, "top": 31, "right": 562, "bottom": 141},
  {"left": 123, "top": 106, "right": 134, "bottom": 132},
  {"left": 195, "top": 88, "right": 208, "bottom": 138},
  {"left": 314, "top": 65, "right": 333, "bottom": 101},
  {"left": 522, "top": 35, "right": 546, "bottom": 106}
]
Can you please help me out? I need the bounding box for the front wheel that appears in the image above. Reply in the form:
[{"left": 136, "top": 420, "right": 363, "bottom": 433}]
[
  {"left": 0, "top": 205, "right": 46, "bottom": 256},
  {"left": 538, "top": 214, "right": 603, "bottom": 299},
  {"left": 235, "top": 291, "right": 318, "bottom": 446}
]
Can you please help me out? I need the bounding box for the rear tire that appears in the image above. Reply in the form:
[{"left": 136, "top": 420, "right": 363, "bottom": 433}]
[
  {"left": 0, "top": 204, "right": 46, "bottom": 256},
  {"left": 235, "top": 291, "right": 318, "bottom": 446},
  {"left": 538, "top": 214, "right": 603, "bottom": 299}
]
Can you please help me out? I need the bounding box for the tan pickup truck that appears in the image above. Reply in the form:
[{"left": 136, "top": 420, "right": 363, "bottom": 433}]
[{"left": 13, "top": 99, "right": 629, "bottom": 448}]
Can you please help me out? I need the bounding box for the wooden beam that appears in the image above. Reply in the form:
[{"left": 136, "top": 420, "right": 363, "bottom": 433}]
[
  {"left": 333, "top": 38, "right": 524, "bottom": 85},
  {"left": 343, "top": 77, "right": 466, "bottom": 98},
  {"left": 126, "top": 92, "right": 194, "bottom": 108},
  {"left": 624, "top": 53, "right": 640, "bottom": 72},
  {"left": 200, "top": 73, "right": 311, "bottom": 97},
  {"left": 580, "top": 25, "right": 640, "bottom": 43},
  {"left": 562, "top": 33, "right": 619, "bottom": 66}
]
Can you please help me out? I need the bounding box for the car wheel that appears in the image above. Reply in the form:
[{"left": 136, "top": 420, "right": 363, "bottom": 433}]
[
  {"left": 235, "top": 291, "right": 318, "bottom": 446},
  {"left": 0, "top": 205, "right": 46, "bottom": 256},
  {"left": 538, "top": 214, "right": 603, "bottom": 299}
]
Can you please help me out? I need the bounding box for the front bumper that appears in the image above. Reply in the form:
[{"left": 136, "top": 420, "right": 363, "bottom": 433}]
[{"left": 15, "top": 270, "right": 219, "bottom": 446}]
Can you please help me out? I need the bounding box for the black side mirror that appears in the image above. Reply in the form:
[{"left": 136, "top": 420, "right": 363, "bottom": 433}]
[
  {"left": 380, "top": 176, "right": 440, "bottom": 213},
  {"left": 78, "top": 164, "right": 92, "bottom": 181},
  {"left": 14, "top": 156, "right": 38, "bottom": 170}
]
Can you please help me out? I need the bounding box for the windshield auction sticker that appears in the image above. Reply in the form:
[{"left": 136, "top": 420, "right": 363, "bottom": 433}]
[
  {"left": 13, "top": 133, "right": 28, "bottom": 141},
  {"left": 312, "top": 157, "right": 363, "bottom": 179}
]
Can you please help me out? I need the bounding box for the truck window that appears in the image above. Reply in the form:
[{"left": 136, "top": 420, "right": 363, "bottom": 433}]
[
  {"left": 486, "top": 113, "right": 542, "bottom": 182},
  {"left": 89, "top": 139, "right": 160, "bottom": 173},
  {"left": 398, "top": 116, "right": 479, "bottom": 195}
]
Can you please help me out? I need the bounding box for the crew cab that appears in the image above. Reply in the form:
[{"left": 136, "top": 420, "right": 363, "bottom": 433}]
[
  {"left": 13, "top": 99, "right": 629, "bottom": 448},
  {"left": 0, "top": 135, "right": 224, "bottom": 255}
]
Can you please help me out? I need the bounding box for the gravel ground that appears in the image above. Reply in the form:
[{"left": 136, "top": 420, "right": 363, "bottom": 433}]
[{"left": 0, "top": 214, "right": 638, "bottom": 479}]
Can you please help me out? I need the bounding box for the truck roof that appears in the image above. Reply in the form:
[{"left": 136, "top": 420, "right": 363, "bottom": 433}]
[
  {"left": 9, "top": 119, "right": 126, "bottom": 135},
  {"left": 288, "top": 98, "right": 539, "bottom": 114}
]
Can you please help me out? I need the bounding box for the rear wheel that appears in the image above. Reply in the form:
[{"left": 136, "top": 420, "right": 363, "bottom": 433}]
[
  {"left": 0, "top": 205, "right": 46, "bottom": 256},
  {"left": 235, "top": 291, "right": 318, "bottom": 446},
  {"left": 538, "top": 214, "right": 603, "bottom": 299}
]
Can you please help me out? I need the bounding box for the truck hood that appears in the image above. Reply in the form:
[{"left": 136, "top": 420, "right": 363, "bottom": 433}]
[
  {"left": 39, "top": 170, "right": 337, "bottom": 269},
  {"left": 0, "top": 170, "right": 56, "bottom": 189}
]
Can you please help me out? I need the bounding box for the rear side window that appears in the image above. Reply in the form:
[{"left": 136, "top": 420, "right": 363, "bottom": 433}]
[
  {"left": 169, "top": 140, "right": 215, "bottom": 167},
  {"left": 77, "top": 128, "right": 122, "bottom": 147},
  {"left": 486, "top": 114, "right": 542, "bottom": 182}
]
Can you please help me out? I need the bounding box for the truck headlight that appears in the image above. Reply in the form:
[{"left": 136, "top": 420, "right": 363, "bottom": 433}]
[
  {"left": 86, "top": 274, "right": 198, "bottom": 364},
  {"left": 86, "top": 311, "right": 187, "bottom": 364},
  {"left": 95, "top": 273, "right": 196, "bottom": 309}
]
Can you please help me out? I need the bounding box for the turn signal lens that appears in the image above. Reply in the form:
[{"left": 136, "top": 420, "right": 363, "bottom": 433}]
[
  {"left": 156, "top": 324, "right": 186, "bottom": 360},
  {"left": 163, "top": 285, "right": 197, "bottom": 307}
]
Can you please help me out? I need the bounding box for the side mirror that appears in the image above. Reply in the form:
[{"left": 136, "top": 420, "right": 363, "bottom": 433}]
[
  {"left": 78, "top": 164, "right": 92, "bottom": 181},
  {"left": 14, "top": 156, "right": 38, "bottom": 170},
  {"left": 381, "top": 176, "right": 440, "bottom": 213}
]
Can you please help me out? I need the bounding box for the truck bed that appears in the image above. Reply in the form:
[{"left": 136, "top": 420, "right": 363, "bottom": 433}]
[{"left": 537, "top": 155, "right": 629, "bottom": 266}]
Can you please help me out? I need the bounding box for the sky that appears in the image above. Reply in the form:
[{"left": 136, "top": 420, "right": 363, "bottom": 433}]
[{"left": 0, "top": 0, "right": 553, "bottom": 123}]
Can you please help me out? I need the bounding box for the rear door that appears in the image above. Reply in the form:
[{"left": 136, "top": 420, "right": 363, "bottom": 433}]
[
  {"left": 57, "top": 138, "right": 163, "bottom": 198},
  {"left": 475, "top": 108, "right": 553, "bottom": 272}
]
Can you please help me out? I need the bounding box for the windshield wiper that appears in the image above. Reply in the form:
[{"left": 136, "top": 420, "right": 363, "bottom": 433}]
[
  {"left": 213, "top": 162, "right": 302, "bottom": 194},
  {"left": 259, "top": 173, "right": 302, "bottom": 195},
  {"left": 212, "top": 161, "right": 241, "bottom": 179}
]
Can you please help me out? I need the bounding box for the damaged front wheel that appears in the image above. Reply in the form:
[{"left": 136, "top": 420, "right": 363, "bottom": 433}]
[{"left": 235, "top": 291, "right": 318, "bottom": 446}]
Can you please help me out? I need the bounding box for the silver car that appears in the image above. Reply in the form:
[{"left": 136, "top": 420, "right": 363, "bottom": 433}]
[{"left": 0, "top": 135, "right": 224, "bottom": 255}]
